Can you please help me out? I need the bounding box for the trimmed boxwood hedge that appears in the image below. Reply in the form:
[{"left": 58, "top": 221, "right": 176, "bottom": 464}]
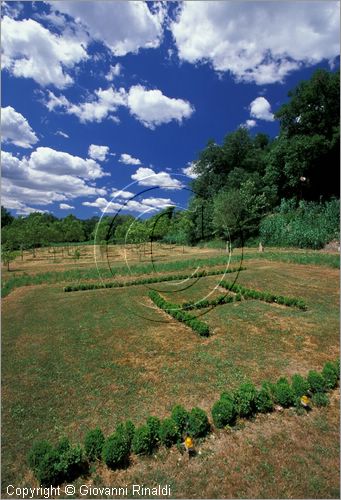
[
  {"left": 64, "top": 266, "right": 246, "bottom": 293},
  {"left": 212, "top": 392, "right": 236, "bottom": 428},
  {"left": 102, "top": 432, "right": 130, "bottom": 469},
  {"left": 233, "top": 382, "right": 257, "bottom": 418},
  {"left": 171, "top": 404, "right": 189, "bottom": 434},
  {"left": 219, "top": 280, "right": 307, "bottom": 310},
  {"left": 149, "top": 290, "right": 210, "bottom": 337},
  {"left": 84, "top": 428, "right": 105, "bottom": 461},
  {"left": 28, "top": 359, "right": 338, "bottom": 486},
  {"left": 159, "top": 418, "right": 181, "bottom": 447}
]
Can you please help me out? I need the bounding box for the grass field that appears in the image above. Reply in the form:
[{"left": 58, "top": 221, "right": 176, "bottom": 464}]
[{"left": 1, "top": 246, "right": 340, "bottom": 498}]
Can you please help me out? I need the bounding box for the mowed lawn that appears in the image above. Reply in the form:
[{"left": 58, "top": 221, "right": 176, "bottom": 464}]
[{"left": 1, "top": 258, "right": 339, "bottom": 497}]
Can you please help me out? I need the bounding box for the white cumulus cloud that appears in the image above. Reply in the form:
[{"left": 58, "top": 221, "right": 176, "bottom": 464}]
[
  {"left": 88, "top": 144, "right": 109, "bottom": 161},
  {"left": 171, "top": 2, "right": 339, "bottom": 84},
  {"left": 111, "top": 189, "right": 134, "bottom": 199},
  {"left": 45, "top": 87, "right": 127, "bottom": 123},
  {"left": 45, "top": 84, "right": 195, "bottom": 128},
  {"left": 29, "top": 147, "right": 106, "bottom": 180},
  {"left": 60, "top": 203, "right": 75, "bottom": 209},
  {"left": 119, "top": 153, "right": 141, "bottom": 165},
  {"left": 2, "top": 15, "right": 88, "bottom": 88},
  {"left": 142, "top": 197, "right": 174, "bottom": 209},
  {"left": 2, "top": 149, "right": 107, "bottom": 213},
  {"left": 82, "top": 195, "right": 174, "bottom": 214},
  {"left": 131, "top": 167, "right": 183, "bottom": 190},
  {"left": 127, "top": 85, "right": 194, "bottom": 129},
  {"left": 241, "top": 119, "right": 257, "bottom": 129},
  {"left": 250, "top": 97, "right": 274, "bottom": 122},
  {"left": 52, "top": 1, "right": 165, "bottom": 56},
  {"left": 2, "top": 106, "right": 38, "bottom": 148}
]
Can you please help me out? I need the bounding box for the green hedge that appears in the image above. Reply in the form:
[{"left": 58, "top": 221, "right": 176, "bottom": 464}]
[
  {"left": 64, "top": 266, "right": 246, "bottom": 293},
  {"left": 149, "top": 290, "right": 210, "bottom": 337},
  {"left": 28, "top": 359, "right": 338, "bottom": 485},
  {"left": 220, "top": 280, "right": 307, "bottom": 310}
]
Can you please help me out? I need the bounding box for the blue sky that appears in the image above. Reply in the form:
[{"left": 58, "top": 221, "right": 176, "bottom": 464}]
[{"left": 2, "top": 1, "right": 339, "bottom": 218}]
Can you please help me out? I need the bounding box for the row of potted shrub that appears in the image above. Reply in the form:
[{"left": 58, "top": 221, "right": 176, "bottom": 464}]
[
  {"left": 28, "top": 359, "right": 339, "bottom": 486},
  {"left": 148, "top": 290, "right": 210, "bottom": 337},
  {"left": 220, "top": 280, "right": 307, "bottom": 310},
  {"left": 63, "top": 266, "right": 246, "bottom": 293}
]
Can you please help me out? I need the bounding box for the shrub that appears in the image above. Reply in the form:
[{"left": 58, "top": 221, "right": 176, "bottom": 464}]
[
  {"left": 307, "top": 370, "right": 326, "bottom": 393},
  {"left": 212, "top": 393, "right": 236, "bottom": 428},
  {"left": 322, "top": 361, "right": 339, "bottom": 390},
  {"left": 28, "top": 439, "right": 86, "bottom": 485},
  {"left": 291, "top": 374, "right": 310, "bottom": 398},
  {"left": 234, "top": 382, "right": 257, "bottom": 418},
  {"left": 116, "top": 420, "right": 135, "bottom": 450},
  {"left": 255, "top": 385, "right": 273, "bottom": 413},
  {"left": 159, "top": 418, "right": 180, "bottom": 447},
  {"left": 84, "top": 428, "right": 105, "bottom": 461},
  {"left": 56, "top": 439, "right": 85, "bottom": 482},
  {"left": 28, "top": 441, "right": 61, "bottom": 486},
  {"left": 171, "top": 405, "right": 189, "bottom": 434},
  {"left": 131, "top": 425, "right": 154, "bottom": 455},
  {"left": 312, "top": 392, "right": 329, "bottom": 407},
  {"left": 102, "top": 432, "right": 130, "bottom": 469},
  {"left": 28, "top": 440, "right": 53, "bottom": 471},
  {"left": 187, "top": 407, "right": 210, "bottom": 438},
  {"left": 146, "top": 416, "right": 161, "bottom": 447},
  {"left": 34, "top": 448, "right": 61, "bottom": 486},
  {"left": 273, "top": 378, "right": 295, "bottom": 407}
]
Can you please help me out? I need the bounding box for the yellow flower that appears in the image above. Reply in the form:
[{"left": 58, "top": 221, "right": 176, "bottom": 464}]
[
  {"left": 301, "top": 395, "right": 310, "bottom": 406},
  {"left": 185, "top": 437, "right": 194, "bottom": 449}
]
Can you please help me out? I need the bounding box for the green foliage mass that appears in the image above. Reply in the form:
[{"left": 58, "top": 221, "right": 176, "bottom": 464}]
[
  {"left": 102, "top": 431, "right": 130, "bottom": 469},
  {"left": 307, "top": 371, "right": 326, "bottom": 393},
  {"left": 84, "top": 428, "right": 105, "bottom": 461},
  {"left": 171, "top": 405, "right": 189, "bottom": 434},
  {"left": 255, "top": 384, "right": 274, "bottom": 413},
  {"left": 322, "top": 361, "right": 339, "bottom": 390},
  {"left": 273, "top": 378, "right": 295, "bottom": 407},
  {"left": 131, "top": 425, "right": 154, "bottom": 456},
  {"left": 212, "top": 392, "right": 236, "bottom": 428},
  {"left": 259, "top": 198, "right": 339, "bottom": 249},
  {"left": 291, "top": 374, "right": 310, "bottom": 398},
  {"left": 233, "top": 382, "right": 257, "bottom": 418},
  {"left": 187, "top": 407, "right": 210, "bottom": 438},
  {"left": 159, "top": 418, "right": 181, "bottom": 447},
  {"left": 28, "top": 438, "right": 85, "bottom": 485}
]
